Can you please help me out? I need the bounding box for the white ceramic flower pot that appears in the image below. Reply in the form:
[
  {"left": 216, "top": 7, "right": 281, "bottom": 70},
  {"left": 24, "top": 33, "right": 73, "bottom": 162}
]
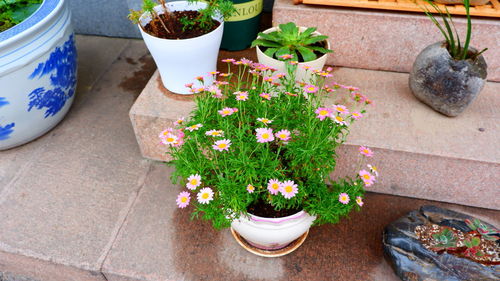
[
  {"left": 138, "top": 2, "right": 224, "bottom": 95},
  {"left": 231, "top": 210, "right": 316, "bottom": 251},
  {"left": 0, "top": 0, "right": 77, "bottom": 150},
  {"left": 256, "top": 26, "right": 330, "bottom": 82}
]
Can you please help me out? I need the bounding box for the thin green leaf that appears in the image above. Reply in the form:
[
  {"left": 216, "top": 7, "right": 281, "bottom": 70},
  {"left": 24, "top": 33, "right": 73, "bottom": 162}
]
[
  {"left": 298, "top": 27, "right": 317, "bottom": 40},
  {"left": 308, "top": 46, "right": 333, "bottom": 54},
  {"left": 279, "top": 22, "right": 299, "bottom": 36},
  {"left": 263, "top": 47, "right": 278, "bottom": 58},
  {"left": 462, "top": 0, "right": 472, "bottom": 60},
  {"left": 302, "top": 35, "right": 328, "bottom": 46}
]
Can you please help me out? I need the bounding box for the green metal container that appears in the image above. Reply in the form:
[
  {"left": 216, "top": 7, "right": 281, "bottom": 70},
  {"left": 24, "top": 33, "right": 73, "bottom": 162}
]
[{"left": 221, "top": 0, "right": 263, "bottom": 51}]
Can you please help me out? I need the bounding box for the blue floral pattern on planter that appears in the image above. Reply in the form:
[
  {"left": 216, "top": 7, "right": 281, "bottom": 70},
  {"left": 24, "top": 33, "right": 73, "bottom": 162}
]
[
  {"left": 0, "top": 123, "right": 15, "bottom": 140},
  {"left": 0, "top": 97, "right": 9, "bottom": 108},
  {"left": 27, "top": 34, "right": 77, "bottom": 118},
  {"left": 0, "top": 97, "right": 15, "bottom": 140}
]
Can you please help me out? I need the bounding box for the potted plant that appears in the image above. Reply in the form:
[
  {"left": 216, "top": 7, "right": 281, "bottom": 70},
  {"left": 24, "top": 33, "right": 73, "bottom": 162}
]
[
  {"left": 128, "top": 0, "right": 235, "bottom": 95},
  {"left": 159, "top": 58, "right": 377, "bottom": 256},
  {"left": 251, "top": 22, "right": 332, "bottom": 81},
  {"left": 1, "top": 0, "right": 77, "bottom": 150},
  {"left": 409, "top": 0, "right": 488, "bottom": 117}
]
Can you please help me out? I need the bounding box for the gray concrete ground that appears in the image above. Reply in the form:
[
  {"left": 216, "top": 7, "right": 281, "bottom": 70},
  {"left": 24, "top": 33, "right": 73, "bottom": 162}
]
[{"left": 0, "top": 35, "right": 498, "bottom": 281}]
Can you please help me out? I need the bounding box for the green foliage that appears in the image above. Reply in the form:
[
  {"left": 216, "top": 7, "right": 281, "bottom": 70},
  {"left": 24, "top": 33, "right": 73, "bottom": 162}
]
[
  {"left": 251, "top": 22, "right": 332, "bottom": 62},
  {"left": 128, "top": 0, "right": 235, "bottom": 34},
  {"left": 163, "top": 59, "right": 375, "bottom": 229},
  {"left": 420, "top": 0, "right": 487, "bottom": 60},
  {"left": 0, "top": 0, "right": 43, "bottom": 32},
  {"left": 432, "top": 228, "right": 458, "bottom": 249}
]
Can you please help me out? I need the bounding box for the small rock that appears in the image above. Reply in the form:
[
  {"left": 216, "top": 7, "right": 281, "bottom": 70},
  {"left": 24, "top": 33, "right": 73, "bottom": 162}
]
[
  {"left": 478, "top": 128, "right": 485, "bottom": 132},
  {"left": 383, "top": 205, "right": 499, "bottom": 281}
]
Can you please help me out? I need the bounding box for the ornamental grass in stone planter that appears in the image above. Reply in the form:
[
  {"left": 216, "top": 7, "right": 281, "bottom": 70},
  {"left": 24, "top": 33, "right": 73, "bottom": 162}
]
[
  {"left": 409, "top": 0, "right": 488, "bottom": 117},
  {"left": 159, "top": 58, "right": 378, "bottom": 256},
  {"left": 128, "top": 0, "right": 235, "bottom": 94}
]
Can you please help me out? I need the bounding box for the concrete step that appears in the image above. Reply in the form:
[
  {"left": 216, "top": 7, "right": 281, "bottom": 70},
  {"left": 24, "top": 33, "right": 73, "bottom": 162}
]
[
  {"left": 130, "top": 54, "right": 500, "bottom": 210},
  {"left": 272, "top": 0, "right": 500, "bottom": 82}
]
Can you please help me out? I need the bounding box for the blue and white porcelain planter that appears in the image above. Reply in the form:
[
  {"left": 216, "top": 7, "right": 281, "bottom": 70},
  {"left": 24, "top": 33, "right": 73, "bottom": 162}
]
[{"left": 0, "top": 0, "right": 77, "bottom": 150}]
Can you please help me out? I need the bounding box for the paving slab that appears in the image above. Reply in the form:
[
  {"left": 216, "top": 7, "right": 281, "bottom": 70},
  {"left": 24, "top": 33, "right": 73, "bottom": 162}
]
[
  {"left": 0, "top": 35, "right": 129, "bottom": 194},
  {"left": 102, "top": 162, "right": 500, "bottom": 281},
  {"left": 129, "top": 58, "right": 499, "bottom": 209},
  {"left": 0, "top": 38, "right": 154, "bottom": 280},
  {"left": 273, "top": 0, "right": 500, "bottom": 82}
]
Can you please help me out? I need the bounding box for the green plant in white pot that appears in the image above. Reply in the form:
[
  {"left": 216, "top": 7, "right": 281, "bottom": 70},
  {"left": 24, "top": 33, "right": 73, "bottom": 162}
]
[
  {"left": 251, "top": 22, "right": 332, "bottom": 81},
  {"left": 128, "top": 0, "right": 235, "bottom": 94},
  {"left": 409, "top": 0, "right": 488, "bottom": 117}
]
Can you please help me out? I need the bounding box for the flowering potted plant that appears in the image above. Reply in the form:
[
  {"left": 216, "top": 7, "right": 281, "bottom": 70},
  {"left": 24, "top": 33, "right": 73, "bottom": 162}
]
[
  {"left": 128, "top": 0, "right": 235, "bottom": 94},
  {"left": 160, "top": 58, "right": 377, "bottom": 256},
  {"left": 251, "top": 22, "right": 332, "bottom": 81}
]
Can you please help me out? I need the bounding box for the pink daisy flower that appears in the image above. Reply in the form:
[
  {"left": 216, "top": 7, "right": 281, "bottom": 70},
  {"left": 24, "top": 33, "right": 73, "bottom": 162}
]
[
  {"left": 219, "top": 72, "right": 231, "bottom": 77},
  {"left": 195, "top": 76, "right": 204, "bottom": 82},
  {"left": 186, "top": 174, "right": 202, "bottom": 190},
  {"left": 285, "top": 91, "right": 298, "bottom": 97},
  {"left": 275, "top": 129, "right": 291, "bottom": 141},
  {"left": 259, "top": 92, "right": 271, "bottom": 100},
  {"left": 315, "top": 107, "right": 332, "bottom": 121},
  {"left": 280, "top": 180, "right": 298, "bottom": 199},
  {"left": 359, "top": 170, "right": 375, "bottom": 186},
  {"left": 208, "top": 71, "right": 219, "bottom": 75},
  {"left": 257, "top": 117, "right": 273, "bottom": 124},
  {"left": 267, "top": 179, "right": 281, "bottom": 195},
  {"left": 160, "top": 134, "right": 178, "bottom": 146},
  {"left": 274, "top": 73, "right": 286, "bottom": 79},
  {"left": 222, "top": 58, "right": 235, "bottom": 63},
  {"left": 289, "top": 61, "right": 298, "bottom": 65},
  {"left": 176, "top": 191, "right": 191, "bottom": 208},
  {"left": 205, "top": 130, "right": 224, "bottom": 137},
  {"left": 256, "top": 128, "right": 274, "bottom": 143},
  {"left": 333, "top": 104, "right": 349, "bottom": 115},
  {"left": 304, "top": 84, "right": 319, "bottom": 93},
  {"left": 236, "top": 92, "right": 248, "bottom": 101},
  {"left": 174, "top": 117, "right": 185, "bottom": 126},
  {"left": 246, "top": 184, "right": 255, "bottom": 193},
  {"left": 218, "top": 107, "right": 234, "bottom": 117},
  {"left": 263, "top": 77, "right": 274, "bottom": 82},
  {"left": 332, "top": 115, "right": 347, "bottom": 126},
  {"left": 367, "top": 164, "right": 379, "bottom": 177},
  {"left": 206, "top": 84, "right": 222, "bottom": 98},
  {"left": 317, "top": 71, "right": 333, "bottom": 78},
  {"left": 351, "top": 92, "right": 367, "bottom": 103},
  {"left": 301, "top": 65, "right": 311, "bottom": 70},
  {"left": 359, "top": 146, "right": 374, "bottom": 157},
  {"left": 184, "top": 83, "right": 193, "bottom": 88},
  {"left": 351, "top": 111, "right": 363, "bottom": 120},
  {"left": 212, "top": 139, "right": 231, "bottom": 152},
  {"left": 356, "top": 196, "right": 364, "bottom": 207},
  {"left": 186, "top": 124, "right": 203, "bottom": 132},
  {"left": 339, "top": 193, "right": 350, "bottom": 204},
  {"left": 278, "top": 54, "right": 293, "bottom": 60},
  {"left": 197, "top": 187, "right": 214, "bottom": 204},
  {"left": 159, "top": 128, "right": 174, "bottom": 138}
]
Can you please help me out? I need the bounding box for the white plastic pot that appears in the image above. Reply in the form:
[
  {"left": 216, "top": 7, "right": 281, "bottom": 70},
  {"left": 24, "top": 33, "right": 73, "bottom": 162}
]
[
  {"left": 231, "top": 210, "right": 316, "bottom": 251},
  {"left": 0, "top": 0, "right": 76, "bottom": 150},
  {"left": 256, "top": 26, "right": 330, "bottom": 82},
  {"left": 138, "top": 2, "right": 224, "bottom": 95}
]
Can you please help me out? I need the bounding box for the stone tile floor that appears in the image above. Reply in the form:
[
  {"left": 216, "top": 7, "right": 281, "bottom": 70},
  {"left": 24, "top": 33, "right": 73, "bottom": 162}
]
[{"left": 0, "top": 35, "right": 498, "bottom": 281}]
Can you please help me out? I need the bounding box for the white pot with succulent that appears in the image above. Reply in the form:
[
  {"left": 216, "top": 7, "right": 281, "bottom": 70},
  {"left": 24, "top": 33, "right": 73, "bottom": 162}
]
[{"left": 251, "top": 22, "right": 332, "bottom": 81}]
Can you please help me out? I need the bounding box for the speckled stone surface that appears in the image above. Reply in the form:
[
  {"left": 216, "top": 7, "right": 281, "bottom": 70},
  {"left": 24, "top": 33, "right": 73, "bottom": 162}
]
[
  {"left": 129, "top": 58, "right": 500, "bottom": 209},
  {"left": 272, "top": 0, "right": 500, "bottom": 82},
  {"left": 102, "top": 163, "right": 500, "bottom": 281}
]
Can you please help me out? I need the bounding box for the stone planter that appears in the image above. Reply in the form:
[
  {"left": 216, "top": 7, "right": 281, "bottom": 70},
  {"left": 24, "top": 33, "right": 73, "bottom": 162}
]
[
  {"left": 256, "top": 26, "right": 330, "bottom": 82},
  {"left": 409, "top": 41, "right": 487, "bottom": 117},
  {"left": 231, "top": 210, "right": 316, "bottom": 257},
  {"left": 0, "top": 0, "right": 77, "bottom": 150},
  {"left": 138, "top": 2, "right": 224, "bottom": 95},
  {"left": 383, "top": 205, "right": 499, "bottom": 280}
]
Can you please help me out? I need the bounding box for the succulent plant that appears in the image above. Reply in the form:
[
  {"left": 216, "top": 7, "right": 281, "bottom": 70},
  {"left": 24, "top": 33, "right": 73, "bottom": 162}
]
[
  {"left": 251, "top": 22, "right": 332, "bottom": 62},
  {"left": 432, "top": 228, "right": 458, "bottom": 250},
  {"left": 463, "top": 236, "right": 484, "bottom": 257},
  {"left": 465, "top": 218, "right": 500, "bottom": 241}
]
